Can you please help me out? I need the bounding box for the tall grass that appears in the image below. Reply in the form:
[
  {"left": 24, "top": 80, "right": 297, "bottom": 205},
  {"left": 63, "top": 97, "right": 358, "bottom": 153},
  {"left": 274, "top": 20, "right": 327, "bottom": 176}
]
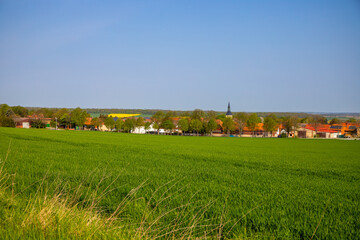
[{"left": 0, "top": 142, "right": 252, "bottom": 239}]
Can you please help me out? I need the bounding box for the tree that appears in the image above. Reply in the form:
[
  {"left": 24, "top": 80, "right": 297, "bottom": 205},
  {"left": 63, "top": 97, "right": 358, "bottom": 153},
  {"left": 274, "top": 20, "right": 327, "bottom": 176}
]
[
  {"left": 152, "top": 122, "right": 160, "bottom": 134},
  {"left": 234, "top": 112, "right": 248, "bottom": 136},
  {"left": 190, "top": 119, "right": 203, "bottom": 136},
  {"left": 300, "top": 117, "right": 310, "bottom": 123},
  {"left": 191, "top": 109, "right": 205, "bottom": 121},
  {"left": 144, "top": 122, "right": 151, "bottom": 134},
  {"left": 329, "top": 118, "right": 341, "bottom": 125},
  {"left": 71, "top": 107, "right": 89, "bottom": 129},
  {"left": 263, "top": 115, "right": 277, "bottom": 137},
  {"left": 91, "top": 117, "right": 101, "bottom": 130},
  {"left": 0, "top": 104, "right": 15, "bottom": 127},
  {"left": 36, "top": 108, "right": 54, "bottom": 118},
  {"left": 181, "top": 111, "right": 190, "bottom": 117},
  {"left": 50, "top": 120, "right": 57, "bottom": 128},
  {"left": 0, "top": 104, "right": 11, "bottom": 117},
  {"left": 99, "top": 114, "right": 107, "bottom": 122},
  {"left": 80, "top": 111, "right": 90, "bottom": 129},
  {"left": 104, "top": 117, "right": 115, "bottom": 131},
  {"left": 284, "top": 116, "right": 298, "bottom": 137},
  {"left": 60, "top": 113, "right": 71, "bottom": 129},
  {"left": 222, "top": 117, "right": 235, "bottom": 135},
  {"left": 247, "top": 113, "right": 260, "bottom": 136},
  {"left": 163, "top": 111, "right": 176, "bottom": 121},
  {"left": 151, "top": 111, "right": 165, "bottom": 134},
  {"left": 115, "top": 119, "right": 124, "bottom": 132},
  {"left": 310, "top": 115, "right": 325, "bottom": 136},
  {"left": 136, "top": 117, "right": 145, "bottom": 129},
  {"left": 123, "top": 118, "right": 136, "bottom": 133},
  {"left": 207, "top": 118, "right": 218, "bottom": 136},
  {"left": 216, "top": 114, "right": 226, "bottom": 122},
  {"left": 54, "top": 108, "right": 69, "bottom": 128},
  {"left": 31, "top": 118, "right": 45, "bottom": 128},
  {"left": 348, "top": 118, "right": 356, "bottom": 123},
  {"left": 53, "top": 108, "right": 68, "bottom": 119},
  {"left": 206, "top": 110, "right": 217, "bottom": 120},
  {"left": 162, "top": 120, "right": 175, "bottom": 135},
  {"left": 12, "top": 106, "right": 28, "bottom": 117},
  {"left": 178, "top": 119, "right": 189, "bottom": 135}
]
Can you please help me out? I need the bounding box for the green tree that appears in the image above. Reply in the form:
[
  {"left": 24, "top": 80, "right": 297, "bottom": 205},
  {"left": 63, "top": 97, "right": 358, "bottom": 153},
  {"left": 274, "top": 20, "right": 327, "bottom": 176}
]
[
  {"left": 53, "top": 108, "right": 69, "bottom": 128},
  {"left": 348, "top": 118, "right": 356, "bottom": 123},
  {"left": 152, "top": 122, "right": 160, "bottom": 134},
  {"left": 163, "top": 111, "right": 176, "bottom": 121},
  {"left": 0, "top": 104, "right": 15, "bottom": 127},
  {"left": 263, "top": 115, "right": 277, "bottom": 137},
  {"left": 283, "top": 116, "right": 298, "bottom": 137},
  {"left": 234, "top": 112, "right": 248, "bottom": 136},
  {"left": 115, "top": 119, "right": 124, "bottom": 132},
  {"left": 50, "top": 120, "right": 57, "bottom": 128},
  {"left": 206, "top": 110, "right": 217, "bottom": 120},
  {"left": 144, "top": 122, "right": 151, "bottom": 134},
  {"left": 151, "top": 111, "right": 165, "bottom": 134},
  {"left": 123, "top": 118, "right": 135, "bottom": 133},
  {"left": 91, "top": 117, "right": 101, "bottom": 130},
  {"left": 104, "top": 117, "right": 115, "bottom": 131},
  {"left": 181, "top": 111, "right": 190, "bottom": 117},
  {"left": 207, "top": 118, "right": 218, "bottom": 136},
  {"left": 300, "top": 117, "right": 310, "bottom": 123},
  {"left": 216, "top": 114, "right": 226, "bottom": 122},
  {"left": 12, "top": 106, "right": 28, "bottom": 117},
  {"left": 162, "top": 120, "right": 175, "bottom": 135},
  {"left": 190, "top": 119, "right": 203, "bottom": 136},
  {"left": 60, "top": 113, "right": 72, "bottom": 129},
  {"left": 99, "top": 114, "right": 107, "bottom": 122},
  {"left": 178, "top": 119, "right": 189, "bottom": 135},
  {"left": 222, "top": 117, "right": 235, "bottom": 135},
  {"left": 329, "top": 118, "right": 341, "bottom": 125},
  {"left": 136, "top": 117, "right": 145, "bottom": 129},
  {"left": 80, "top": 111, "right": 90, "bottom": 129},
  {"left": 71, "top": 107, "right": 89, "bottom": 129},
  {"left": 0, "top": 104, "right": 11, "bottom": 117},
  {"left": 31, "top": 118, "right": 45, "bottom": 128},
  {"left": 247, "top": 113, "right": 260, "bottom": 136},
  {"left": 191, "top": 109, "right": 205, "bottom": 121},
  {"left": 36, "top": 108, "right": 54, "bottom": 118}
]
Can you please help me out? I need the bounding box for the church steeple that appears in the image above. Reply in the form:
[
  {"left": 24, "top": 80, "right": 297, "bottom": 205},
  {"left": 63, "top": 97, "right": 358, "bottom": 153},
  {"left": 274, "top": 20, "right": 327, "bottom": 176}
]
[{"left": 226, "top": 102, "right": 233, "bottom": 118}]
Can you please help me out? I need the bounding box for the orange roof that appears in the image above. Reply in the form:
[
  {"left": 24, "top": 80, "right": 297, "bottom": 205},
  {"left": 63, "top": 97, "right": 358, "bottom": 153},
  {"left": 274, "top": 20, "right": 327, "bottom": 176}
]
[
  {"left": 84, "top": 117, "right": 92, "bottom": 125},
  {"left": 305, "top": 124, "right": 338, "bottom": 133}
]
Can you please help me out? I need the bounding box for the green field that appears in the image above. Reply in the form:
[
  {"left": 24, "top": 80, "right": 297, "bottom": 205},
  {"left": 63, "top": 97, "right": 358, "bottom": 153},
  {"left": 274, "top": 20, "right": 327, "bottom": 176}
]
[{"left": 0, "top": 128, "right": 359, "bottom": 239}]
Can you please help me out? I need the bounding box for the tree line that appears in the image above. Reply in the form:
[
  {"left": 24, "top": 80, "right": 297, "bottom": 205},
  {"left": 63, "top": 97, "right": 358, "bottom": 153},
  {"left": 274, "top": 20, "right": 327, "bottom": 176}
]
[{"left": 1, "top": 104, "right": 358, "bottom": 137}]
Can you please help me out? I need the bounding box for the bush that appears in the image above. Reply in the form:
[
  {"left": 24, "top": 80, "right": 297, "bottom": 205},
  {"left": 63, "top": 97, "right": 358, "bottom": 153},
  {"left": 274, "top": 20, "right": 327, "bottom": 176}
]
[{"left": 31, "top": 119, "right": 46, "bottom": 128}]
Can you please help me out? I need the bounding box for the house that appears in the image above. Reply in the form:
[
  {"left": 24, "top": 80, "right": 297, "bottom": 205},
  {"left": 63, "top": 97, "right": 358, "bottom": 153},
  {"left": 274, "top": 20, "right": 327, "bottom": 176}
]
[
  {"left": 13, "top": 115, "right": 51, "bottom": 129},
  {"left": 344, "top": 124, "right": 360, "bottom": 138},
  {"left": 296, "top": 124, "right": 339, "bottom": 138},
  {"left": 13, "top": 117, "right": 31, "bottom": 128}
]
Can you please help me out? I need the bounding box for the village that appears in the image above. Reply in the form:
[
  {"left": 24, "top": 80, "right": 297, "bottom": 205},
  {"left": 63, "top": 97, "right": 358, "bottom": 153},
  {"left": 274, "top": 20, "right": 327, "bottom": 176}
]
[{"left": 3, "top": 103, "right": 359, "bottom": 139}]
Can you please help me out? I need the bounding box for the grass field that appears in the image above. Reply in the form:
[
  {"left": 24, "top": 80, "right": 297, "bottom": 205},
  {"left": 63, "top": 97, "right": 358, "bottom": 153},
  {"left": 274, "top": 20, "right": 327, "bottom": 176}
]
[{"left": 0, "top": 127, "right": 359, "bottom": 239}]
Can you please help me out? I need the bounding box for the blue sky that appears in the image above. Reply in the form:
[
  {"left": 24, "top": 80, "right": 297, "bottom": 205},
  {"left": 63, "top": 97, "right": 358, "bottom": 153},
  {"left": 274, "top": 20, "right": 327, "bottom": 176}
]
[{"left": 0, "top": 0, "right": 359, "bottom": 112}]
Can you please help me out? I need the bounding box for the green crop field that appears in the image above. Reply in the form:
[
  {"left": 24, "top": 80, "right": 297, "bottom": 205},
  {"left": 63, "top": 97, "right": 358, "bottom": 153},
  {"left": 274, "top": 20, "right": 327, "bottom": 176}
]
[{"left": 0, "top": 127, "right": 359, "bottom": 239}]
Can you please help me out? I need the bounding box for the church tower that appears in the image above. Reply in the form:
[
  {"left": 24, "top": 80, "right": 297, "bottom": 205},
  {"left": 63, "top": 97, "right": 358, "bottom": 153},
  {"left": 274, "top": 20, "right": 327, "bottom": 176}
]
[{"left": 226, "top": 102, "right": 233, "bottom": 118}]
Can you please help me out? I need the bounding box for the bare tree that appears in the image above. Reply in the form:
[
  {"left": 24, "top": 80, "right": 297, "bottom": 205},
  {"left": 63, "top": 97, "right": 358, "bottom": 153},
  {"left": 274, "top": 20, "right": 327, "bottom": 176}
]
[{"left": 234, "top": 112, "right": 248, "bottom": 136}]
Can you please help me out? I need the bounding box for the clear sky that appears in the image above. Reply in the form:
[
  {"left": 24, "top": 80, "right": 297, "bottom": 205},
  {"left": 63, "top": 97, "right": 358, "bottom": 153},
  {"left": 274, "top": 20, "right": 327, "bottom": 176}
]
[{"left": 0, "top": 0, "right": 359, "bottom": 112}]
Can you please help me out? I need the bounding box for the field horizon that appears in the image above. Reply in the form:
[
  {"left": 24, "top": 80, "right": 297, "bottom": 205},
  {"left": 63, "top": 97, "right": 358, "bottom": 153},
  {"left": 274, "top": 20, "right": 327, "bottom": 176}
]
[{"left": 0, "top": 127, "right": 359, "bottom": 239}]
